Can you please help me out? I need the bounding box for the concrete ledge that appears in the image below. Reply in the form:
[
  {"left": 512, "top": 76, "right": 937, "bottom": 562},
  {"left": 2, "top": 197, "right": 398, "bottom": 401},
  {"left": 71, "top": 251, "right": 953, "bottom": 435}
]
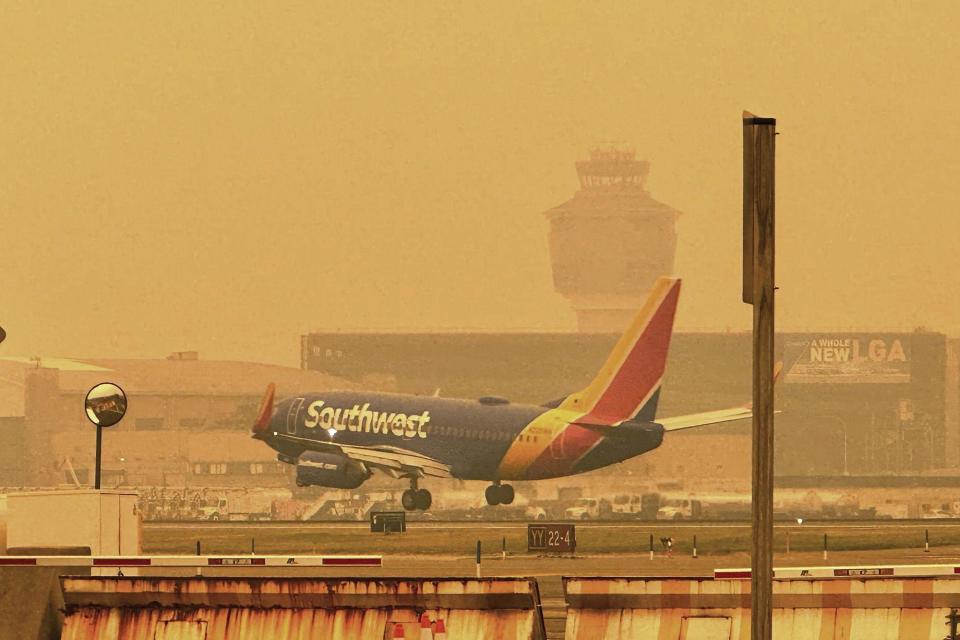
[{"left": 0, "top": 567, "right": 65, "bottom": 640}]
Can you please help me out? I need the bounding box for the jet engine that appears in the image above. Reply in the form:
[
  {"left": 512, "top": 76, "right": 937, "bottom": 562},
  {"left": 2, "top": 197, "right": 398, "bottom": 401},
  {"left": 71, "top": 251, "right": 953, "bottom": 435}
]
[{"left": 295, "top": 451, "right": 371, "bottom": 489}]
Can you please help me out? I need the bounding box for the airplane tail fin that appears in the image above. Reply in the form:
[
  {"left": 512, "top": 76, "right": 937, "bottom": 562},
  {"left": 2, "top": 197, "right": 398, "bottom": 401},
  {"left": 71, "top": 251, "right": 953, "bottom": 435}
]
[
  {"left": 560, "top": 277, "right": 681, "bottom": 424},
  {"left": 252, "top": 383, "right": 275, "bottom": 437}
]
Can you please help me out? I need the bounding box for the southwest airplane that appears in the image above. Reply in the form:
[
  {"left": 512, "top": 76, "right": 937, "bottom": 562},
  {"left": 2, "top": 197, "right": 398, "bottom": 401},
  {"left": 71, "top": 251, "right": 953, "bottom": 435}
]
[{"left": 252, "top": 278, "right": 757, "bottom": 511}]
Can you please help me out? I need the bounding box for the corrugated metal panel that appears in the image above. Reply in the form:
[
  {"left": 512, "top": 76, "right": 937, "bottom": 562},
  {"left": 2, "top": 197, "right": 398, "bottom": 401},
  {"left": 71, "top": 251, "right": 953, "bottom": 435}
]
[
  {"left": 60, "top": 577, "right": 543, "bottom": 640},
  {"left": 564, "top": 576, "right": 960, "bottom": 640},
  {"left": 62, "top": 605, "right": 536, "bottom": 639}
]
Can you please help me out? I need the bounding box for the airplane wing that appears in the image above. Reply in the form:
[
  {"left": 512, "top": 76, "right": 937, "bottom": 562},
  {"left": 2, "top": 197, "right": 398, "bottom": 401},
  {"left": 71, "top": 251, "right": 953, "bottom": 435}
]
[
  {"left": 657, "top": 406, "right": 755, "bottom": 432},
  {"left": 659, "top": 361, "right": 784, "bottom": 432},
  {"left": 273, "top": 433, "right": 452, "bottom": 479},
  {"left": 335, "top": 443, "right": 452, "bottom": 479}
]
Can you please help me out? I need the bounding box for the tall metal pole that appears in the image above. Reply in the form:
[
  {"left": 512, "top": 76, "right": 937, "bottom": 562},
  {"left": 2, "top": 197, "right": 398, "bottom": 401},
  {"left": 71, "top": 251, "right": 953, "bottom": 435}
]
[
  {"left": 95, "top": 424, "right": 103, "bottom": 490},
  {"left": 743, "top": 111, "right": 776, "bottom": 640}
]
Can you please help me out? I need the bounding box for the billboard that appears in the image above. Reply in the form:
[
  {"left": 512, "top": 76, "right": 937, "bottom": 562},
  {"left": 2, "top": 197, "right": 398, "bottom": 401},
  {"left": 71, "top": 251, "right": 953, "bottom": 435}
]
[{"left": 783, "top": 334, "right": 911, "bottom": 384}]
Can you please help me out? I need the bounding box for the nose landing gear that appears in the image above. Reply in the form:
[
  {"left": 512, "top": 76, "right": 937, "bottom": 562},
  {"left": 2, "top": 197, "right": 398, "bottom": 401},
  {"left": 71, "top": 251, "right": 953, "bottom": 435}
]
[
  {"left": 485, "top": 482, "right": 514, "bottom": 506},
  {"left": 401, "top": 477, "right": 432, "bottom": 511}
]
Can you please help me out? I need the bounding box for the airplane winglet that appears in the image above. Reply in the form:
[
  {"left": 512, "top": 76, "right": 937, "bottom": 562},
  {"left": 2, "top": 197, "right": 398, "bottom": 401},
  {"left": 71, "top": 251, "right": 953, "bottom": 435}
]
[
  {"left": 660, "top": 360, "right": 784, "bottom": 432},
  {"left": 742, "top": 360, "right": 784, "bottom": 410},
  {"left": 252, "top": 383, "right": 276, "bottom": 436}
]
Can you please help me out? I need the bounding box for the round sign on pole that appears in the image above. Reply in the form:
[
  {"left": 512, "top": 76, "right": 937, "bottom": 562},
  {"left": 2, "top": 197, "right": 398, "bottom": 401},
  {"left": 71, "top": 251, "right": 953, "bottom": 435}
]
[{"left": 84, "top": 383, "right": 128, "bottom": 428}]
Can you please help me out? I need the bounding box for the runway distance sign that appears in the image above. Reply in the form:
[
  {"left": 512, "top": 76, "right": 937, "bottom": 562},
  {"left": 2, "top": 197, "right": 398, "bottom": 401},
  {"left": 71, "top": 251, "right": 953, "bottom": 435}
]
[{"left": 527, "top": 524, "right": 576, "bottom": 554}]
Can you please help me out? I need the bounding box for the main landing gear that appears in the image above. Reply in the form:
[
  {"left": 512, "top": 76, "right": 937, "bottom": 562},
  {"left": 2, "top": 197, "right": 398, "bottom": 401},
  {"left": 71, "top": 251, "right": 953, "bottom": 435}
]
[
  {"left": 485, "top": 482, "right": 514, "bottom": 506},
  {"left": 401, "top": 477, "right": 432, "bottom": 511}
]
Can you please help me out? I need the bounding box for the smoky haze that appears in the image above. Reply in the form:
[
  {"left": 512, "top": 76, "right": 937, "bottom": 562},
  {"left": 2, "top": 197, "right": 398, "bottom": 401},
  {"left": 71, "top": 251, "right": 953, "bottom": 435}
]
[{"left": 1, "top": 2, "right": 958, "bottom": 366}]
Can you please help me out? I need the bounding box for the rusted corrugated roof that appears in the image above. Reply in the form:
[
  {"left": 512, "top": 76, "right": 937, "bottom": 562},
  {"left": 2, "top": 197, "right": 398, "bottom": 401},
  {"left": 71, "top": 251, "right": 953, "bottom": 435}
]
[
  {"left": 62, "top": 607, "right": 537, "bottom": 640},
  {"left": 60, "top": 577, "right": 544, "bottom": 639},
  {"left": 564, "top": 576, "right": 960, "bottom": 639}
]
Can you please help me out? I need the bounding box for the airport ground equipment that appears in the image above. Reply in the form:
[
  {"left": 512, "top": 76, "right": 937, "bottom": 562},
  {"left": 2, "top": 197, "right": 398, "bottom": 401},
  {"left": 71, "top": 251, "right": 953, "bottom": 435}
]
[{"left": 370, "top": 511, "right": 406, "bottom": 533}]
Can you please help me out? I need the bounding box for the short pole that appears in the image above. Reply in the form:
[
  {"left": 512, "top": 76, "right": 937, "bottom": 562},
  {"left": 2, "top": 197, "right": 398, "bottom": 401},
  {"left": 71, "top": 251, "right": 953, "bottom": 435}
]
[
  {"left": 476, "top": 540, "right": 482, "bottom": 578},
  {"left": 649, "top": 534, "right": 654, "bottom": 560},
  {"left": 693, "top": 535, "right": 698, "bottom": 559},
  {"left": 94, "top": 425, "right": 103, "bottom": 490},
  {"left": 823, "top": 533, "right": 828, "bottom": 561},
  {"left": 946, "top": 608, "right": 960, "bottom": 640},
  {"left": 196, "top": 540, "right": 202, "bottom": 576},
  {"left": 925, "top": 529, "right": 930, "bottom": 553},
  {"left": 502, "top": 536, "right": 506, "bottom": 560},
  {"left": 251, "top": 537, "right": 256, "bottom": 555}
]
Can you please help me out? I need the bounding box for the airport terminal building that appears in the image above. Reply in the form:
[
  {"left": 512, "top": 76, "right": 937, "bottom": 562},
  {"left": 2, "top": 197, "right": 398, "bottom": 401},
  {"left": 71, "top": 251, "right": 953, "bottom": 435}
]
[{"left": 0, "top": 353, "right": 359, "bottom": 487}]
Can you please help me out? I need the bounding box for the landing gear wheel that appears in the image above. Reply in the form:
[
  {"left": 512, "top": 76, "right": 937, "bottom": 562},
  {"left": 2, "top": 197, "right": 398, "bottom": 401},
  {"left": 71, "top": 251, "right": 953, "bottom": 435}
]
[
  {"left": 499, "top": 484, "right": 515, "bottom": 505},
  {"left": 401, "top": 489, "right": 418, "bottom": 511},
  {"left": 485, "top": 484, "right": 501, "bottom": 506},
  {"left": 415, "top": 489, "right": 432, "bottom": 510}
]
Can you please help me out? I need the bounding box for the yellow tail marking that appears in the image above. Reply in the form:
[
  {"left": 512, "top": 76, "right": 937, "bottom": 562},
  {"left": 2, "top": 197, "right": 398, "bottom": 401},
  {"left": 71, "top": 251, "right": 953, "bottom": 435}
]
[{"left": 495, "top": 409, "right": 581, "bottom": 479}]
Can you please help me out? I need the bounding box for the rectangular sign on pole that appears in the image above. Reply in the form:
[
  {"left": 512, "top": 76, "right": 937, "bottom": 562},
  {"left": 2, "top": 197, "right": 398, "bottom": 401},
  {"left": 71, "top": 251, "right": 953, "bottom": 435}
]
[
  {"left": 742, "top": 111, "right": 776, "bottom": 305},
  {"left": 743, "top": 113, "right": 756, "bottom": 304},
  {"left": 527, "top": 524, "right": 576, "bottom": 554}
]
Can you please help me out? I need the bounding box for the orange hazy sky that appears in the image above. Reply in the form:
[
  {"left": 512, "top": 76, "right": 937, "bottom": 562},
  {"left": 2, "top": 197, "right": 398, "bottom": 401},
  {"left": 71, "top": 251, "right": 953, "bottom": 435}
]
[{"left": 2, "top": 2, "right": 958, "bottom": 366}]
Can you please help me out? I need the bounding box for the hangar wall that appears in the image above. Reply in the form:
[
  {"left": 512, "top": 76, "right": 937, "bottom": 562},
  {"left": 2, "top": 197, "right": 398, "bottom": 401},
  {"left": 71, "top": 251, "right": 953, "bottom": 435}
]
[
  {"left": 302, "top": 331, "right": 956, "bottom": 477},
  {"left": 0, "top": 355, "right": 360, "bottom": 487}
]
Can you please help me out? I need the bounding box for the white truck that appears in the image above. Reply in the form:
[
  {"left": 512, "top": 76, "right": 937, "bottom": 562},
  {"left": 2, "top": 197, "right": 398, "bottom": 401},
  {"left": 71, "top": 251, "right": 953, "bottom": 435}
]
[
  {"left": 564, "top": 498, "right": 600, "bottom": 520},
  {"left": 611, "top": 494, "right": 643, "bottom": 517},
  {"left": 656, "top": 497, "right": 702, "bottom": 520},
  {"left": 227, "top": 491, "right": 278, "bottom": 521}
]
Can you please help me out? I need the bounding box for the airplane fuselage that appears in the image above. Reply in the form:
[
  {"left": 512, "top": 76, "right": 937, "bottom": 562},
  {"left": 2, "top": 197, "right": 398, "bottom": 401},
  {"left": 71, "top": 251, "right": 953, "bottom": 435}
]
[{"left": 262, "top": 390, "right": 664, "bottom": 481}]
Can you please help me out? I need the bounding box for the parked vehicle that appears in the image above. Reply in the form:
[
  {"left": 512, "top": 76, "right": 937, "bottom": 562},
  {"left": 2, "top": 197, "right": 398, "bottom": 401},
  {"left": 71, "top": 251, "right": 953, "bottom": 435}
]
[
  {"left": 657, "top": 497, "right": 702, "bottom": 520},
  {"left": 611, "top": 494, "right": 643, "bottom": 518},
  {"left": 565, "top": 498, "right": 600, "bottom": 520}
]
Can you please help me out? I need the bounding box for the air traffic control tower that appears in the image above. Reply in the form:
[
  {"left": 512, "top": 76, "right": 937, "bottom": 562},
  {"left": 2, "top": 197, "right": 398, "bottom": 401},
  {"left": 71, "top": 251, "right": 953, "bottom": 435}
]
[{"left": 545, "top": 147, "right": 681, "bottom": 333}]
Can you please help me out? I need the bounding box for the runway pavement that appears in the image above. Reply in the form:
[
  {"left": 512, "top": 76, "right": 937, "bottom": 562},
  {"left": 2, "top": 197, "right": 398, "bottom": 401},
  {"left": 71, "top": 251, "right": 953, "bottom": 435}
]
[
  {"left": 143, "top": 518, "right": 960, "bottom": 562},
  {"left": 129, "top": 547, "right": 960, "bottom": 580},
  {"left": 145, "top": 518, "right": 960, "bottom": 531}
]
